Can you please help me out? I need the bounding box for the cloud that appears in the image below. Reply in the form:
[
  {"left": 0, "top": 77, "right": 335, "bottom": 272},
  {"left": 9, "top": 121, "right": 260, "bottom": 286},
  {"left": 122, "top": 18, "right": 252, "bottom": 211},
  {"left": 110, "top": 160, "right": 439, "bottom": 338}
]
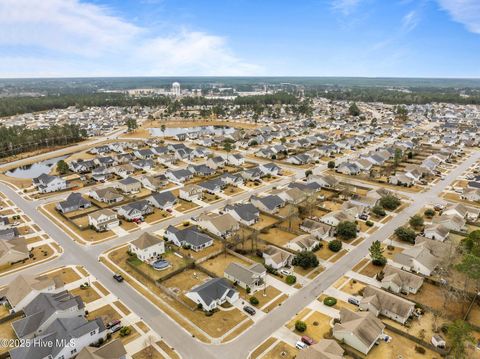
[
  {"left": 437, "top": 0, "right": 480, "bottom": 34},
  {"left": 331, "top": 0, "right": 362, "bottom": 15},
  {"left": 0, "top": 0, "right": 261, "bottom": 77},
  {"left": 402, "top": 10, "right": 420, "bottom": 32}
]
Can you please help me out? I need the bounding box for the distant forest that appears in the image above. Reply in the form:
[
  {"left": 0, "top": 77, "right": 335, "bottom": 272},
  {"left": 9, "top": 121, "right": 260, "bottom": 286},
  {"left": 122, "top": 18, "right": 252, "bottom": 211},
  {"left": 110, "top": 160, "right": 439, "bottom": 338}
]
[{"left": 0, "top": 124, "right": 86, "bottom": 159}]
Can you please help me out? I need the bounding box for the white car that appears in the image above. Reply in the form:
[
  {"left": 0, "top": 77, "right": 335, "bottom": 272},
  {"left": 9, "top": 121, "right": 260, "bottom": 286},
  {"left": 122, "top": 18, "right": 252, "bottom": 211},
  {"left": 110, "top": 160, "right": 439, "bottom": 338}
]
[
  {"left": 280, "top": 268, "right": 292, "bottom": 276},
  {"left": 295, "top": 341, "right": 307, "bottom": 350}
]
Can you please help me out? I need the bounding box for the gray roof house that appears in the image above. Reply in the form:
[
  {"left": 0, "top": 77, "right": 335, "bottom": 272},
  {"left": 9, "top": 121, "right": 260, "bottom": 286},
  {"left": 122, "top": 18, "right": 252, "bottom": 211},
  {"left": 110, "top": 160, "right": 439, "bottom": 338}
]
[
  {"left": 250, "top": 195, "right": 285, "bottom": 214},
  {"left": 9, "top": 316, "right": 107, "bottom": 359},
  {"left": 224, "top": 203, "right": 260, "bottom": 225},
  {"left": 381, "top": 265, "right": 424, "bottom": 294},
  {"left": 224, "top": 262, "right": 266, "bottom": 292},
  {"left": 12, "top": 291, "right": 85, "bottom": 339},
  {"left": 147, "top": 191, "right": 178, "bottom": 210},
  {"left": 56, "top": 193, "right": 91, "bottom": 214},
  {"left": 164, "top": 225, "right": 214, "bottom": 251},
  {"left": 185, "top": 278, "right": 239, "bottom": 311}
]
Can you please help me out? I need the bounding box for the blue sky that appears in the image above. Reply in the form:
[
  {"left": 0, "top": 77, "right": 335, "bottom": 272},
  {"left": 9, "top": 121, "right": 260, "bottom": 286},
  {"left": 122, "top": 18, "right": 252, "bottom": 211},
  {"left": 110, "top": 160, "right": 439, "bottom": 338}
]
[{"left": 1, "top": 0, "right": 480, "bottom": 78}]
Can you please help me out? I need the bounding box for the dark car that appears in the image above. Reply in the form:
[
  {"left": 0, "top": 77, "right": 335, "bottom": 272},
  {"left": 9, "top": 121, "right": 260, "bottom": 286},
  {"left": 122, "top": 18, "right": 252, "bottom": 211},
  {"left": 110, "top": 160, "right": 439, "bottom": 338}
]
[
  {"left": 113, "top": 274, "right": 124, "bottom": 282},
  {"left": 348, "top": 297, "right": 360, "bottom": 306},
  {"left": 359, "top": 213, "right": 368, "bottom": 221},
  {"left": 243, "top": 306, "right": 256, "bottom": 316}
]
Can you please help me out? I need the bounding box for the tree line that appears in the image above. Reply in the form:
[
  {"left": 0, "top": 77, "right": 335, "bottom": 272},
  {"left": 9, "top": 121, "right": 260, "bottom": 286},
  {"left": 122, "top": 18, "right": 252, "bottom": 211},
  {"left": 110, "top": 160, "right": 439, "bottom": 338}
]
[{"left": 0, "top": 124, "right": 86, "bottom": 158}]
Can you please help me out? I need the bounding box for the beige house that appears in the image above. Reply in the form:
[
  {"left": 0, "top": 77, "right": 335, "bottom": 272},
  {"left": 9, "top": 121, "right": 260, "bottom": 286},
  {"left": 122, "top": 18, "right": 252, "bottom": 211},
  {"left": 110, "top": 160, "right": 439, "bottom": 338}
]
[
  {"left": 286, "top": 234, "right": 319, "bottom": 252},
  {"left": 333, "top": 308, "right": 384, "bottom": 355},
  {"left": 296, "top": 339, "right": 344, "bottom": 359},
  {"left": 0, "top": 237, "right": 29, "bottom": 267},
  {"left": 262, "top": 245, "right": 294, "bottom": 269},
  {"left": 224, "top": 262, "right": 266, "bottom": 293},
  {"left": 88, "top": 209, "right": 119, "bottom": 232},
  {"left": 129, "top": 233, "right": 165, "bottom": 262},
  {"left": 197, "top": 213, "right": 239, "bottom": 237},
  {"left": 77, "top": 339, "right": 126, "bottom": 359},
  {"left": 381, "top": 265, "right": 424, "bottom": 294},
  {"left": 360, "top": 285, "right": 415, "bottom": 324}
]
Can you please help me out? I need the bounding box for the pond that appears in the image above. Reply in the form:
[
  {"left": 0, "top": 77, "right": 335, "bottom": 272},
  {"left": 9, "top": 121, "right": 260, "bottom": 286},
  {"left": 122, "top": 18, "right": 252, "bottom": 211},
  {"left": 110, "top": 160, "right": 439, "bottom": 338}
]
[
  {"left": 5, "top": 155, "right": 68, "bottom": 179},
  {"left": 149, "top": 126, "right": 235, "bottom": 137}
]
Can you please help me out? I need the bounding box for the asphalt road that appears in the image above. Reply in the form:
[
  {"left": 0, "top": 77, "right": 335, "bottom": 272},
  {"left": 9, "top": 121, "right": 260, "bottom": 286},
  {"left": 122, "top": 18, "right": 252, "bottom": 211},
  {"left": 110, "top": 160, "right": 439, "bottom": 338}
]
[{"left": 0, "top": 149, "right": 478, "bottom": 359}]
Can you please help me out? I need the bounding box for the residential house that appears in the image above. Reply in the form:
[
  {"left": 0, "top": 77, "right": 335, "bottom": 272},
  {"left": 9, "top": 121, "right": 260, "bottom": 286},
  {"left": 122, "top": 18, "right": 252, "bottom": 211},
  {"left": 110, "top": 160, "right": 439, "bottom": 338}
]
[
  {"left": 9, "top": 316, "right": 107, "bottom": 359},
  {"left": 336, "top": 162, "right": 361, "bottom": 176},
  {"left": 129, "top": 233, "right": 165, "bottom": 262},
  {"left": 179, "top": 184, "right": 203, "bottom": 202},
  {"left": 309, "top": 174, "right": 339, "bottom": 189},
  {"left": 226, "top": 153, "right": 244, "bottom": 166},
  {"left": 333, "top": 308, "right": 385, "bottom": 355},
  {"left": 381, "top": 265, "right": 424, "bottom": 294},
  {"left": 112, "top": 164, "right": 135, "bottom": 179},
  {"left": 360, "top": 286, "right": 415, "bottom": 324},
  {"left": 187, "top": 164, "right": 215, "bottom": 177},
  {"left": 117, "top": 200, "right": 153, "bottom": 221},
  {"left": 0, "top": 216, "right": 9, "bottom": 230},
  {"left": 424, "top": 223, "right": 450, "bottom": 242},
  {"left": 165, "top": 169, "right": 193, "bottom": 183},
  {"left": 443, "top": 203, "right": 480, "bottom": 222},
  {"left": 250, "top": 195, "right": 286, "bottom": 214},
  {"left": 286, "top": 234, "right": 319, "bottom": 252},
  {"left": 56, "top": 193, "right": 91, "bottom": 214},
  {"left": 218, "top": 173, "right": 244, "bottom": 186},
  {"left": 164, "top": 225, "right": 214, "bottom": 251},
  {"left": 434, "top": 213, "right": 466, "bottom": 232},
  {"left": 33, "top": 174, "right": 67, "bottom": 193},
  {"left": 393, "top": 237, "right": 447, "bottom": 276},
  {"left": 132, "top": 159, "right": 154, "bottom": 171},
  {"left": 186, "top": 278, "right": 239, "bottom": 311},
  {"left": 296, "top": 339, "right": 344, "bottom": 359},
  {"left": 116, "top": 177, "right": 142, "bottom": 194},
  {"left": 140, "top": 174, "right": 168, "bottom": 191},
  {"left": 320, "top": 209, "right": 356, "bottom": 227},
  {"left": 206, "top": 156, "right": 226, "bottom": 169},
  {"left": 241, "top": 167, "right": 263, "bottom": 181},
  {"left": 224, "top": 262, "right": 266, "bottom": 293},
  {"left": 224, "top": 203, "right": 259, "bottom": 226},
  {"left": 88, "top": 187, "right": 123, "bottom": 204},
  {"left": 12, "top": 291, "right": 85, "bottom": 339},
  {"left": 147, "top": 191, "right": 177, "bottom": 210},
  {"left": 0, "top": 274, "right": 64, "bottom": 312},
  {"left": 197, "top": 213, "right": 239, "bottom": 238},
  {"left": 300, "top": 219, "right": 333, "bottom": 240},
  {"left": 88, "top": 209, "right": 119, "bottom": 232},
  {"left": 0, "top": 237, "right": 30, "bottom": 267},
  {"left": 77, "top": 339, "right": 126, "bottom": 359},
  {"left": 259, "top": 162, "right": 282, "bottom": 176},
  {"left": 198, "top": 178, "right": 226, "bottom": 194},
  {"left": 262, "top": 245, "right": 294, "bottom": 269}
]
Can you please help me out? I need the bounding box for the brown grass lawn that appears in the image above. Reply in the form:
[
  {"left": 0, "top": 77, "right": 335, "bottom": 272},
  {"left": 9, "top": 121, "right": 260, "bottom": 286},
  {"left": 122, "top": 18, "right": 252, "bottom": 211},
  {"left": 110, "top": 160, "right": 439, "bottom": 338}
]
[
  {"left": 112, "top": 325, "right": 140, "bottom": 345},
  {"left": 250, "top": 337, "right": 278, "bottom": 359},
  {"left": 299, "top": 311, "right": 332, "bottom": 342},
  {"left": 359, "top": 262, "right": 383, "bottom": 278},
  {"left": 109, "top": 246, "right": 189, "bottom": 281},
  {"left": 177, "top": 240, "right": 222, "bottom": 261},
  {"left": 315, "top": 244, "right": 335, "bottom": 261},
  {"left": 262, "top": 341, "right": 298, "bottom": 359},
  {"left": 368, "top": 329, "right": 437, "bottom": 359},
  {"left": 467, "top": 303, "right": 480, "bottom": 327},
  {"left": 163, "top": 269, "right": 211, "bottom": 294},
  {"left": 286, "top": 308, "right": 312, "bottom": 330},
  {"left": 114, "top": 301, "right": 131, "bottom": 316},
  {"left": 322, "top": 201, "right": 343, "bottom": 211},
  {"left": 383, "top": 244, "right": 404, "bottom": 260},
  {"left": 175, "top": 199, "right": 200, "bottom": 212},
  {"left": 340, "top": 279, "right": 366, "bottom": 296},
  {"left": 249, "top": 286, "right": 280, "bottom": 308},
  {"left": 0, "top": 319, "right": 17, "bottom": 354},
  {"left": 224, "top": 185, "right": 244, "bottom": 196},
  {"left": 279, "top": 217, "right": 303, "bottom": 232},
  {"left": 252, "top": 214, "right": 279, "bottom": 231},
  {"left": 0, "top": 305, "right": 10, "bottom": 319},
  {"left": 70, "top": 286, "right": 101, "bottom": 303},
  {"left": 156, "top": 341, "right": 180, "bottom": 359},
  {"left": 88, "top": 304, "right": 122, "bottom": 323},
  {"left": 145, "top": 209, "right": 171, "bottom": 224},
  {"left": 42, "top": 203, "right": 114, "bottom": 242},
  {"left": 119, "top": 220, "right": 139, "bottom": 232},
  {"left": 42, "top": 266, "right": 81, "bottom": 284},
  {"left": 199, "top": 253, "right": 251, "bottom": 277},
  {"left": 318, "top": 295, "right": 358, "bottom": 312},
  {"left": 258, "top": 228, "right": 297, "bottom": 247},
  {"left": 92, "top": 281, "right": 110, "bottom": 296},
  {"left": 352, "top": 258, "right": 369, "bottom": 272},
  {"left": 329, "top": 249, "right": 347, "bottom": 263},
  {"left": 333, "top": 276, "right": 349, "bottom": 289},
  {"left": 263, "top": 294, "right": 288, "bottom": 313},
  {"left": 0, "top": 244, "right": 55, "bottom": 275}
]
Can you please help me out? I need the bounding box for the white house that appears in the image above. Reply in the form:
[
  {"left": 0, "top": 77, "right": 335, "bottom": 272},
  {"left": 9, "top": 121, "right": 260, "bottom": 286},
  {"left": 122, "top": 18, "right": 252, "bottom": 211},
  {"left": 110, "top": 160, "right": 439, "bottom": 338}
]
[
  {"left": 186, "top": 278, "right": 238, "bottom": 311},
  {"left": 33, "top": 174, "right": 67, "bottom": 193},
  {"left": 88, "top": 209, "right": 119, "bottom": 232}
]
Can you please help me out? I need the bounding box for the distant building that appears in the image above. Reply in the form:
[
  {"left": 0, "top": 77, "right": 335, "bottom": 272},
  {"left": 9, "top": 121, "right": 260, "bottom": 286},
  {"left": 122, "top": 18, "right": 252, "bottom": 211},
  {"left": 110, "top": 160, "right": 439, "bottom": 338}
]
[{"left": 172, "top": 82, "right": 181, "bottom": 97}]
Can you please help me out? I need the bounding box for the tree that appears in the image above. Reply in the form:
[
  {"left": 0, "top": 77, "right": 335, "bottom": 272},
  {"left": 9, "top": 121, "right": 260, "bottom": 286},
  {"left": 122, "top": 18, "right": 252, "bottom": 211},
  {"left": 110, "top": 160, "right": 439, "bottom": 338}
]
[
  {"left": 328, "top": 161, "right": 335, "bottom": 169},
  {"left": 223, "top": 140, "right": 234, "bottom": 162},
  {"left": 462, "top": 230, "right": 480, "bottom": 257},
  {"left": 372, "top": 205, "right": 386, "bottom": 217},
  {"left": 456, "top": 253, "right": 480, "bottom": 290},
  {"left": 160, "top": 124, "right": 166, "bottom": 137},
  {"left": 348, "top": 102, "right": 361, "bottom": 116},
  {"left": 280, "top": 137, "right": 286, "bottom": 144},
  {"left": 393, "top": 148, "right": 403, "bottom": 167},
  {"left": 447, "top": 320, "right": 474, "bottom": 359},
  {"left": 328, "top": 240, "right": 342, "bottom": 252},
  {"left": 424, "top": 208, "right": 435, "bottom": 218},
  {"left": 305, "top": 169, "right": 313, "bottom": 178},
  {"left": 394, "top": 226, "right": 416, "bottom": 243},
  {"left": 369, "top": 240, "right": 386, "bottom": 266},
  {"left": 292, "top": 251, "right": 319, "bottom": 269},
  {"left": 56, "top": 160, "right": 69, "bottom": 175},
  {"left": 379, "top": 195, "right": 401, "bottom": 210},
  {"left": 126, "top": 118, "right": 138, "bottom": 132},
  {"left": 336, "top": 221, "right": 357, "bottom": 240},
  {"left": 295, "top": 320, "right": 307, "bottom": 332},
  {"left": 286, "top": 275, "right": 297, "bottom": 285},
  {"left": 409, "top": 215, "right": 424, "bottom": 229}
]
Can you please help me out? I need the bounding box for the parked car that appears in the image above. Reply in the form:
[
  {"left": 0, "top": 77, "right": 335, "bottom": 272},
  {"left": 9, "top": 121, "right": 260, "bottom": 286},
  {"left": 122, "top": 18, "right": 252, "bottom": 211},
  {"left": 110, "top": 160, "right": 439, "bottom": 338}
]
[
  {"left": 301, "top": 336, "right": 315, "bottom": 346},
  {"left": 113, "top": 274, "right": 124, "bottom": 282},
  {"left": 295, "top": 341, "right": 308, "bottom": 350},
  {"left": 106, "top": 319, "right": 122, "bottom": 333},
  {"left": 280, "top": 268, "right": 292, "bottom": 276},
  {"left": 348, "top": 297, "right": 360, "bottom": 306},
  {"left": 166, "top": 208, "right": 173, "bottom": 213},
  {"left": 359, "top": 213, "right": 368, "bottom": 221},
  {"left": 243, "top": 306, "right": 256, "bottom": 316}
]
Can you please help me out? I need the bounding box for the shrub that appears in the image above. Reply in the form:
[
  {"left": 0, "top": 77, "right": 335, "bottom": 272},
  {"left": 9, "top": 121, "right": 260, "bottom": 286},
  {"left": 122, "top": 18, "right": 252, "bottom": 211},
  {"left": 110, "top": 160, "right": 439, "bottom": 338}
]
[
  {"left": 372, "top": 205, "right": 386, "bottom": 217},
  {"left": 328, "top": 240, "right": 342, "bottom": 252},
  {"left": 328, "top": 161, "right": 335, "bottom": 169},
  {"left": 292, "top": 251, "right": 319, "bottom": 269},
  {"left": 119, "top": 326, "right": 131, "bottom": 337},
  {"left": 415, "top": 346, "right": 426, "bottom": 354},
  {"left": 379, "top": 195, "right": 401, "bottom": 210},
  {"left": 286, "top": 275, "right": 297, "bottom": 285},
  {"left": 372, "top": 257, "right": 387, "bottom": 266},
  {"left": 250, "top": 297, "right": 259, "bottom": 305},
  {"left": 395, "top": 226, "right": 416, "bottom": 243},
  {"left": 295, "top": 320, "right": 307, "bottom": 332},
  {"left": 409, "top": 215, "right": 424, "bottom": 229},
  {"left": 323, "top": 297, "right": 337, "bottom": 306},
  {"left": 246, "top": 286, "right": 251, "bottom": 294},
  {"left": 424, "top": 208, "right": 435, "bottom": 218},
  {"left": 366, "top": 220, "right": 374, "bottom": 227}
]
